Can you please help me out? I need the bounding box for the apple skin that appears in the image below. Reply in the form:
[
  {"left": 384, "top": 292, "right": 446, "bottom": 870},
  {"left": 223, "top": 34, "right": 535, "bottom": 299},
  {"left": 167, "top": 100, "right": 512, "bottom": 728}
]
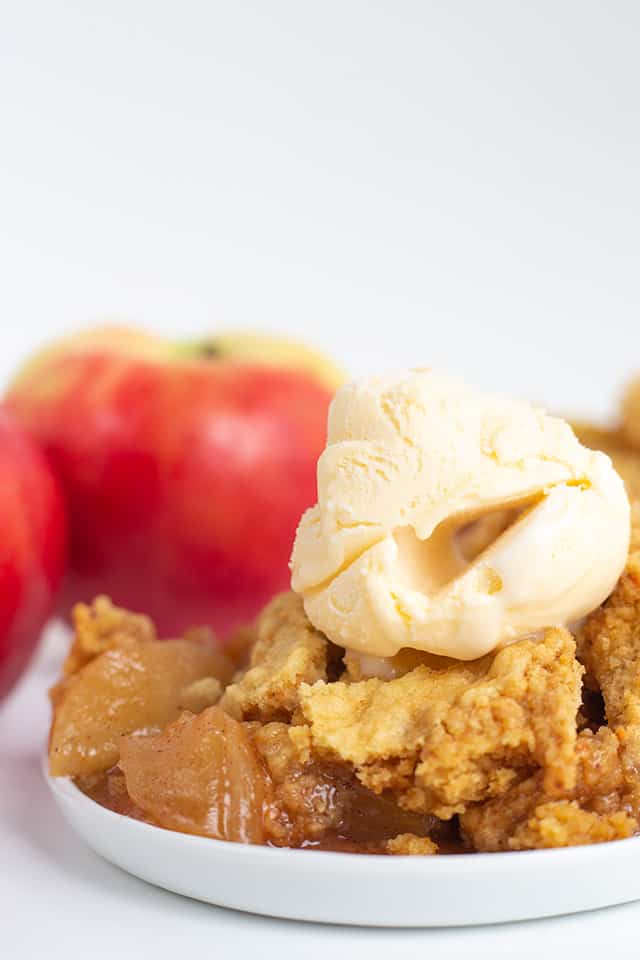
[
  {"left": 0, "top": 408, "right": 67, "bottom": 700},
  {"left": 6, "top": 328, "right": 340, "bottom": 641}
]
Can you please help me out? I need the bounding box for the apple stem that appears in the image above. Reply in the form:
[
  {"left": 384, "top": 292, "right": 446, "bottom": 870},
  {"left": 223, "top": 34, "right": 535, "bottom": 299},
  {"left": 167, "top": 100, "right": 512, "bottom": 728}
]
[
  {"left": 196, "top": 341, "right": 220, "bottom": 359},
  {"left": 173, "top": 340, "right": 221, "bottom": 361}
]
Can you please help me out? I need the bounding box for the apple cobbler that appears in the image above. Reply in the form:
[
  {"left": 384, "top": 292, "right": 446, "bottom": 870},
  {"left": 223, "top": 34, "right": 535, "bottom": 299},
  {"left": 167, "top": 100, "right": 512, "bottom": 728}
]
[
  {"left": 47, "top": 369, "right": 640, "bottom": 855},
  {"left": 49, "top": 487, "right": 640, "bottom": 853}
]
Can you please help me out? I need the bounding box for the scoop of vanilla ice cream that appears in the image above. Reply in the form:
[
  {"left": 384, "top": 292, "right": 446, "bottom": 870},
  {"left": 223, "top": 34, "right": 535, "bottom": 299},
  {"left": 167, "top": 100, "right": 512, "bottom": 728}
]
[{"left": 290, "top": 369, "right": 630, "bottom": 660}]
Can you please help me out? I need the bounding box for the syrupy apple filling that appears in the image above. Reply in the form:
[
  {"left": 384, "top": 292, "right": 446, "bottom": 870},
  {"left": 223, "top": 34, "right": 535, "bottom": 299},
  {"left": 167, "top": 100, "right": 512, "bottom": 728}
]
[{"left": 49, "top": 491, "right": 640, "bottom": 855}]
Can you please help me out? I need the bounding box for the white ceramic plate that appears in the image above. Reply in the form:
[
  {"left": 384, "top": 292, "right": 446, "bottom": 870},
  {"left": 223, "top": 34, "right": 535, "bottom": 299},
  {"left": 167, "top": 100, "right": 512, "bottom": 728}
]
[{"left": 45, "top": 764, "right": 640, "bottom": 927}]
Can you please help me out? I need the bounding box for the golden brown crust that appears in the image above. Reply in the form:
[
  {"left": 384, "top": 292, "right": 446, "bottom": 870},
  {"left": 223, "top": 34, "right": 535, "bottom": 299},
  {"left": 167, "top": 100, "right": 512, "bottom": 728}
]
[
  {"left": 220, "top": 593, "right": 333, "bottom": 722},
  {"left": 416, "top": 628, "right": 582, "bottom": 813},
  {"left": 386, "top": 834, "right": 438, "bottom": 855},
  {"left": 461, "top": 727, "right": 634, "bottom": 851},
  {"left": 578, "top": 554, "right": 640, "bottom": 811},
  {"left": 509, "top": 802, "right": 635, "bottom": 849},
  {"left": 579, "top": 557, "right": 640, "bottom": 724},
  {"left": 297, "top": 628, "right": 582, "bottom": 818},
  {"left": 61, "top": 596, "right": 156, "bottom": 677},
  {"left": 298, "top": 665, "right": 477, "bottom": 768}
]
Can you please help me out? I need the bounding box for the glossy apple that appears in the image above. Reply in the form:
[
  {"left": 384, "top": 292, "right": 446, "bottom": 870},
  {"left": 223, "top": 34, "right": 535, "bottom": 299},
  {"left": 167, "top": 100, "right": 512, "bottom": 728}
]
[
  {"left": 6, "top": 327, "right": 342, "bottom": 641},
  {"left": 0, "top": 408, "right": 67, "bottom": 700}
]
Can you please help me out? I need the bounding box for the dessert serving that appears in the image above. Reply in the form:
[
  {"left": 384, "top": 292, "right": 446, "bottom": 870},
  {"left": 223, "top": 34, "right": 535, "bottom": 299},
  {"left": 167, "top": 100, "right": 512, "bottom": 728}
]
[{"left": 47, "top": 369, "right": 640, "bottom": 856}]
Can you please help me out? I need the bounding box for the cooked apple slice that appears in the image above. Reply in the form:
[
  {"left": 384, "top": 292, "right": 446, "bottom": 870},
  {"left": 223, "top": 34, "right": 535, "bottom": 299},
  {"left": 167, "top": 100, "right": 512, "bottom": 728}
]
[
  {"left": 120, "top": 706, "right": 269, "bottom": 843},
  {"left": 49, "top": 640, "right": 233, "bottom": 777}
]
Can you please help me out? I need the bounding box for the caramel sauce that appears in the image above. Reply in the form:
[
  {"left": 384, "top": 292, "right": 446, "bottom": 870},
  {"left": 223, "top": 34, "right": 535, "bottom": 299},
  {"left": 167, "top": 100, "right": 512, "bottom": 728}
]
[{"left": 77, "top": 767, "right": 466, "bottom": 855}]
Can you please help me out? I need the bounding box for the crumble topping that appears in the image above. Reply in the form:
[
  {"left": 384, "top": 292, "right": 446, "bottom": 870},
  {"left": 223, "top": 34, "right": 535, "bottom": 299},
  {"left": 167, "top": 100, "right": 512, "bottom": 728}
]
[{"left": 220, "top": 592, "right": 335, "bottom": 722}]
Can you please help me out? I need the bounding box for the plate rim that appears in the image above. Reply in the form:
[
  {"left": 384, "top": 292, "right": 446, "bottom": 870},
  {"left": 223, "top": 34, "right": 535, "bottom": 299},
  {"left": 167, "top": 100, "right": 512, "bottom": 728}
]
[{"left": 44, "top": 756, "right": 640, "bottom": 871}]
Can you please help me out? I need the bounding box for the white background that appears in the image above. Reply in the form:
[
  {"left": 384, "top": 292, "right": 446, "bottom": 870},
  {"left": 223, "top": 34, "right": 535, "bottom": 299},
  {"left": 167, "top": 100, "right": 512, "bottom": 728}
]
[{"left": 1, "top": 2, "right": 639, "bottom": 957}]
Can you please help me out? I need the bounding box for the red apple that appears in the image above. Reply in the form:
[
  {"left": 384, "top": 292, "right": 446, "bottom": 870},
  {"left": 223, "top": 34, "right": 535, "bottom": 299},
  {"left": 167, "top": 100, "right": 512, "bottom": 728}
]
[
  {"left": 6, "top": 327, "right": 342, "bottom": 641},
  {"left": 0, "top": 408, "right": 67, "bottom": 700}
]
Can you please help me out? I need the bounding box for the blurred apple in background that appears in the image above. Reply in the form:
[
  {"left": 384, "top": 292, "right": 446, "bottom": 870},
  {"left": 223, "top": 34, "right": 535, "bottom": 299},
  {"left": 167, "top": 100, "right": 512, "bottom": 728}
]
[
  {"left": 6, "top": 326, "right": 343, "bottom": 641},
  {"left": 0, "top": 408, "right": 67, "bottom": 700}
]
